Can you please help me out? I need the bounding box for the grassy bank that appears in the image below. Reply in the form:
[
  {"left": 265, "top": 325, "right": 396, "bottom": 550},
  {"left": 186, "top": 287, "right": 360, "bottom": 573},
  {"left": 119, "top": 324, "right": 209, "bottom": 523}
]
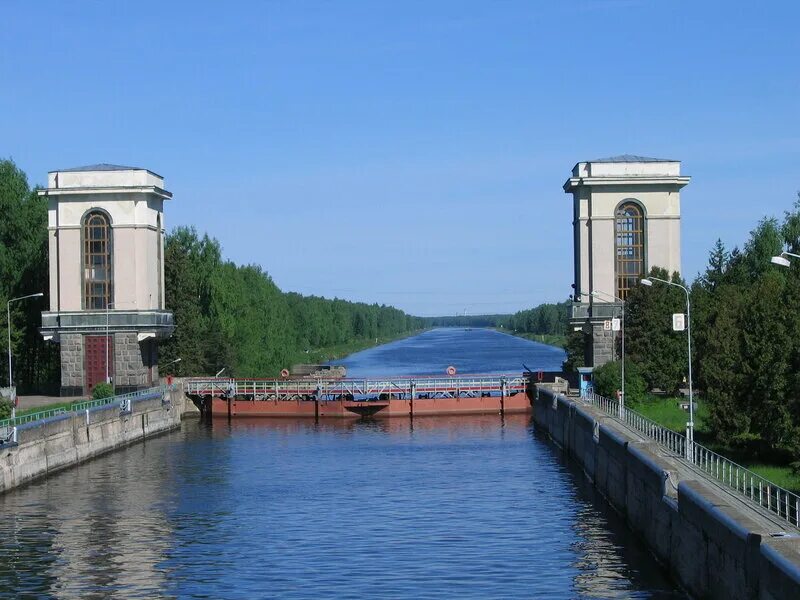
[{"left": 628, "top": 395, "right": 800, "bottom": 492}]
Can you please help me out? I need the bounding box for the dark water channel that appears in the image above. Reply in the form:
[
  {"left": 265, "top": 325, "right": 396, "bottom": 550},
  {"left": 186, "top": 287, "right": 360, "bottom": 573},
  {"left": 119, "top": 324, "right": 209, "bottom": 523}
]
[{"left": 0, "top": 329, "right": 685, "bottom": 598}]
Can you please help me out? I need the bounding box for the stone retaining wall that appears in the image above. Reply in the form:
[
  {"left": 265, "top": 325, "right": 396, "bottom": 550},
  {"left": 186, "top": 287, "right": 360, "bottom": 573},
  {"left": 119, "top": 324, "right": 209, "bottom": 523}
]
[
  {"left": 0, "top": 383, "right": 191, "bottom": 494},
  {"left": 533, "top": 385, "right": 800, "bottom": 600}
]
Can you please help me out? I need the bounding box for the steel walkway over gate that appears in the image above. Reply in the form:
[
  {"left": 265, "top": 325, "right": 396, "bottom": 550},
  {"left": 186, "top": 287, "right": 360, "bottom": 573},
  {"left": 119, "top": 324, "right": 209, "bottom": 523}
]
[{"left": 185, "top": 373, "right": 528, "bottom": 402}]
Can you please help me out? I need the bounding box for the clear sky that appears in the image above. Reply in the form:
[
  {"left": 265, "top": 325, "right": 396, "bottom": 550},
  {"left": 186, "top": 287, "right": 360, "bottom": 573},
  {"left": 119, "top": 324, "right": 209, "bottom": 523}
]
[{"left": 2, "top": 1, "right": 798, "bottom": 316}]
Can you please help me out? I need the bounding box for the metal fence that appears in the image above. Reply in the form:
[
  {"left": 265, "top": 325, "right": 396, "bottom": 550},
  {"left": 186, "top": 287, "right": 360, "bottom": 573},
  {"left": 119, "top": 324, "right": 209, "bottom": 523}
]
[
  {"left": 72, "top": 387, "right": 166, "bottom": 413},
  {"left": 0, "top": 385, "right": 169, "bottom": 446},
  {"left": 582, "top": 390, "right": 800, "bottom": 530}
]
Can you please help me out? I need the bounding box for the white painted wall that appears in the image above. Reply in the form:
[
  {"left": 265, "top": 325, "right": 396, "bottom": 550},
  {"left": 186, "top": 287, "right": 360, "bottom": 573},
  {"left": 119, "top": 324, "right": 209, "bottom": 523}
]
[
  {"left": 41, "top": 168, "right": 169, "bottom": 313},
  {"left": 566, "top": 159, "right": 689, "bottom": 302}
]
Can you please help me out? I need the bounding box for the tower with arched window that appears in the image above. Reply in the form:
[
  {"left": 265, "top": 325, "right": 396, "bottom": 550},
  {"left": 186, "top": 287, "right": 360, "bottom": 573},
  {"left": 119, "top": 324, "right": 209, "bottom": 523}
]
[
  {"left": 39, "top": 164, "right": 174, "bottom": 395},
  {"left": 564, "top": 155, "right": 690, "bottom": 367}
]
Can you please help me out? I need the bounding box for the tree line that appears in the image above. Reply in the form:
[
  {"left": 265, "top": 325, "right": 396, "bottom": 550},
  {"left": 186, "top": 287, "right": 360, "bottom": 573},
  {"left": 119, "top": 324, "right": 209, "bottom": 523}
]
[
  {"left": 571, "top": 194, "right": 800, "bottom": 461},
  {"left": 159, "top": 226, "right": 424, "bottom": 377},
  {"left": 0, "top": 160, "right": 59, "bottom": 393},
  {"left": 0, "top": 159, "right": 422, "bottom": 391},
  {"left": 503, "top": 301, "right": 570, "bottom": 338}
]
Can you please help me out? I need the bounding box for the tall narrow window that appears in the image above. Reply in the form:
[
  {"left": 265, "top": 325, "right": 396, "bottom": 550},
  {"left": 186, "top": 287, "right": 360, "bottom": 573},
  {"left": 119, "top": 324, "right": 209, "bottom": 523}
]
[
  {"left": 615, "top": 202, "right": 644, "bottom": 300},
  {"left": 83, "top": 211, "right": 113, "bottom": 309}
]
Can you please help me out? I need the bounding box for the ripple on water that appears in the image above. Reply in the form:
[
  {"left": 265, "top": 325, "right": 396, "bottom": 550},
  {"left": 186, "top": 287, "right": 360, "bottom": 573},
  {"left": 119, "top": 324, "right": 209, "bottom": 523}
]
[{"left": 0, "top": 329, "right": 684, "bottom": 599}]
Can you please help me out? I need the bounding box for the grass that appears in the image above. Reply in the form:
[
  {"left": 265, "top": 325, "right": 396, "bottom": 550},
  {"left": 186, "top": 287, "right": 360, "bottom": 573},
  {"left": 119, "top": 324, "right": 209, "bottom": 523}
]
[
  {"left": 627, "top": 395, "right": 709, "bottom": 435},
  {"left": 743, "top": 465, "right": 800, "bottom": 493},
  {"left": 16, "top": 401, "right": 75, "bottom": 417},
  {"left": 626, "top": 395, "right": 800, "bottom": 492}
]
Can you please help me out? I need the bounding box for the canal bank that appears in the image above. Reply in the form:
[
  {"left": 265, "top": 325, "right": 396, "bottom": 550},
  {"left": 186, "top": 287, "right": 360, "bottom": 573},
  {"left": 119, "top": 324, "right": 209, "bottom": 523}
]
[
  {"left": 532, "top": 384, "right": 800, "bottom": 599},
  {"left": 0, "top": 383, "right": 195, "bottom": 495},
  {"left": 0, "top": 327, "right": 684, "bottom": 598}
]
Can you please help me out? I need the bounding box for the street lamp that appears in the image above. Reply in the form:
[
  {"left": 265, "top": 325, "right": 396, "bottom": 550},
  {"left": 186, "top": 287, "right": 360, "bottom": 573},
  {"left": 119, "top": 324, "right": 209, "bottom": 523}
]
[
  {"left": 591, "top": 290, "right": 626, "bottom": 418},
  {"left": 7, "top": 292, "right": 44, "bottom": 419},
  {"left": 641, "top": 276, "right": 695, "bottom": 459},
  {"left": 771, "top": 251, "right": 800, "bottom": 267},
  {"left": 163, "top": 357, "right": 181, "bottom": 375}
]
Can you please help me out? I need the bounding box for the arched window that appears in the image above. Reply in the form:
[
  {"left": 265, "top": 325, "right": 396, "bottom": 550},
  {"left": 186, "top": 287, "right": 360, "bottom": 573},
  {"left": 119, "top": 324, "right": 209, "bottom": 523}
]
[
  {"left": 615, "top": 202, "right": 644, "bottom": 300},
  {"left": 83, "top": 211, "right": 113, "bottom": 309}
]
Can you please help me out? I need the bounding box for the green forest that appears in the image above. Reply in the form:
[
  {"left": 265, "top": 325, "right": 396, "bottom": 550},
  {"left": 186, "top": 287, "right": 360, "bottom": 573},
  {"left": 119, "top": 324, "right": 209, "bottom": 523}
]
[
  {"left": 0, "top": 159, "right": 423, "bottom": 391},
  {"left": 158, "top": 226, "right": 424, "bottom": 377},
  {"left": 577, "top": 194, "right": 800, "bottom": 463},
  {"left": 502, "top": 301, "right": 570, "bottom": 346},
  {"left": 420, "top": 303, "right": 570, "bottom": 347}
]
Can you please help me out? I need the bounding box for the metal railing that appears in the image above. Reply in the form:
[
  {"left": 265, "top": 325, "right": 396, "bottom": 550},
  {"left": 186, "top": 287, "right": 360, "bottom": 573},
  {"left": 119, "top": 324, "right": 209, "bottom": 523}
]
[
  {"left": 582, "top": 390, "right": 800, "bottom": 529},
  {"left": 0, "top": 385, "right": 169, "bottom": 446},
  {"left": 72, "top": 386, "right": 165, "bottom": 413},
  {"left": 0, "top": 406, "right": 70, "bottom": 430},
  {"left": 185, "top": 374, "right": 528, "bottom": 401}
]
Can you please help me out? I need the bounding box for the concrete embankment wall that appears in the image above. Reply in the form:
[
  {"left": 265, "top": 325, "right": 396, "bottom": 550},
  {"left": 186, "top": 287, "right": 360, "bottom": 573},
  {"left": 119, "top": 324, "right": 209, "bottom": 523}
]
[
  {"left": 533, "top": 385, "right": 800, "bottom": 600},
  {"left": 0, "top": 383, "right": 193, "bottom": 495}
]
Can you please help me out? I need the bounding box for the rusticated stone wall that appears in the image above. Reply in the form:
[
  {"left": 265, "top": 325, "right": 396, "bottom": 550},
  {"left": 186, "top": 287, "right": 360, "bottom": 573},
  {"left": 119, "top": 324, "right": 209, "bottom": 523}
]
[
  {"left": 113, "top": 333, "right": 158, "bottom": 394},
  {"left": 59, "top": 334, "right": 84, "bottom": 396},
  {"left": 532, "top": 384, "right": 800, "bottom": 600}
]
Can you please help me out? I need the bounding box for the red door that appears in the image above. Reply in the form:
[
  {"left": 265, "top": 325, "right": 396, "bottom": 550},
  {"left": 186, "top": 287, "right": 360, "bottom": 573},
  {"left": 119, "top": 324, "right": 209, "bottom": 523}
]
[{"left": 85, "top": 335, "right": 113, "bottom": 393}]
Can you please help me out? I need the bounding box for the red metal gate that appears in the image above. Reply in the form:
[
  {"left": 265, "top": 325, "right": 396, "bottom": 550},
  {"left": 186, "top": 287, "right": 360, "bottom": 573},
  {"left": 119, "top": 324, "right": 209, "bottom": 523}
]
[{"left": 84, "top": 335, "right": 113, "bottom": 393}]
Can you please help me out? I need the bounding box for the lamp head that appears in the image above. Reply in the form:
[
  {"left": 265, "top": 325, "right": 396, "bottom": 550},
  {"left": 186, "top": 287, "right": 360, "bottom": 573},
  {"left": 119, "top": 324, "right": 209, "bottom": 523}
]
[
  {"left": 33, "top": 293, "right": 44, "bottom": 298},
  {"left": 640, "top": 278, "right": 653, "bottom": 287},
  {"left": 771, "top": 255, "right": 791, "bottom": 268}
]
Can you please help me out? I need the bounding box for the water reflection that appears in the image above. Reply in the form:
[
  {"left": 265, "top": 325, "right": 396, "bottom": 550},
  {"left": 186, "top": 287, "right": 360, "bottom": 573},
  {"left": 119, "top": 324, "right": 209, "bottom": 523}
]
[
  {"left": 0, "top": 327, "right": 683, "bottom": 598},
  {"left": 0, "top": 415, "right": 684, "bottom": 598}
]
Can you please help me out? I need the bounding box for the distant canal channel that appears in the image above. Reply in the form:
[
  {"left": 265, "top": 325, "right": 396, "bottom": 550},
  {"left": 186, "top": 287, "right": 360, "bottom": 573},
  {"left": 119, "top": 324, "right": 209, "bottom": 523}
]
[{"left": 0, "top": 328, "right": 685, "bottom": 598}]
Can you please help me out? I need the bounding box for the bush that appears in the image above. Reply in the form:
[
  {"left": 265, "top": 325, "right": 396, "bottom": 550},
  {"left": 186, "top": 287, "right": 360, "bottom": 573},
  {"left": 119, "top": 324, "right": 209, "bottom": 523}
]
[
  {"left": 592, "top": 359, "right": 647, "bottom": 404},
  {"left": 92, "top": 383, "right": 115, "bottom": 400},
  {"left": 0, "top": 399, "right": 11, "bottom": 420}
]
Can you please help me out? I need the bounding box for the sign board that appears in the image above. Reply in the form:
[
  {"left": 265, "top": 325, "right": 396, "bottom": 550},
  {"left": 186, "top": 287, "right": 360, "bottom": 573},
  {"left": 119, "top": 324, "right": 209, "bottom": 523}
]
[
  {"left": 0, "top": 387, "right": 16, "bottom": 407},
  {"left": 603, "top": 320, "right": 612, "bottom": 331},
  {"left": 672, "top": 313, "right": 686, "bottom": 331},
  {"left": 611, "top": 318, "right": 621, "bottom": 332}
]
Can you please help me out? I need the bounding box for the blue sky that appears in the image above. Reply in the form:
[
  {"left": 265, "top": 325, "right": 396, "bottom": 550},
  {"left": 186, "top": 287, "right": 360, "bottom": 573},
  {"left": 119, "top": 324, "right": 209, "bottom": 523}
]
[{"left": 2, "top": 1, "right": 798, "bottom": 316}]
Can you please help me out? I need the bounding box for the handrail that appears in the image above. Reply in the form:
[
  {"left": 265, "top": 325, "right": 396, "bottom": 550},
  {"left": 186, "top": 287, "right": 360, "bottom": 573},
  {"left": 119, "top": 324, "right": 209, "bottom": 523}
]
[
  {"left": 582, "top": 390, "right": 800, "bottom": 530},
  {"left": 0, "top": 406, "right": 69, "bottom": 429},
  {"left": 184, "top": 375, "right": 528, "bottom": 400},
  {"left": 0, "top": 386, "right": 168, "bottom": 442}
]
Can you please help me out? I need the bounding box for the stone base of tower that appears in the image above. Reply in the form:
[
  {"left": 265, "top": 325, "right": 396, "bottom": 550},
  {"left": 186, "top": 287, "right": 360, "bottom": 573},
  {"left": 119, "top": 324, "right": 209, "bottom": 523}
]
[
  {"left": 59, "top": 334, "right": 85, "bottom": 397},
  {"left": 56, "top": 332, "right": 161, "bottom": 397},
  {"left": 590, "top": 323, "right": 616, "bottom": 368},
  {"left": 570, "top": 301, "right": 621, "bottom": 369}
]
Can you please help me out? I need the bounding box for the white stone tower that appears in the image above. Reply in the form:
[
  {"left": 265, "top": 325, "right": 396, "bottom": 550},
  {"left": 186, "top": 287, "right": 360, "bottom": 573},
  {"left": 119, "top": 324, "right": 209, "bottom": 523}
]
[
  {"left": 564, "top": 155, "right": 690, "bottom": 366},
  {"left": 39, "top": 164, "right": 174, "bottom": 395}
]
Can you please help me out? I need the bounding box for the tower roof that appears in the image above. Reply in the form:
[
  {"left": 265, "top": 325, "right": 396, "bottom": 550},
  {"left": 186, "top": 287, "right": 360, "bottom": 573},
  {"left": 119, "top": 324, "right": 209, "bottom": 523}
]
[
  {"left": 590, "top": 154, "right": 675, "bottom": 163},
  {"left": 52, "top": 163, "right": 161, "bottom": 175}
]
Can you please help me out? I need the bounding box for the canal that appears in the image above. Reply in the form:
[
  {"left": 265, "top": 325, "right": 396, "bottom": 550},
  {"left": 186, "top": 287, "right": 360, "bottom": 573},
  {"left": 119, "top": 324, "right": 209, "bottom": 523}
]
[{"left": 0, "top": 328, "right": 685, "bottom": 598}]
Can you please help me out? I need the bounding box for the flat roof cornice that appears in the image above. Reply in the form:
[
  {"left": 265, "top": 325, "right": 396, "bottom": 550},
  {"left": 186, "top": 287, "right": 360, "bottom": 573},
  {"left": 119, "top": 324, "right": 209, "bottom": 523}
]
[
  {"left": 38, "top": 186, "right": 173, "bottom": 199},
  {"left": 563, "top": 176, "right": 691, "bottom": 192}
]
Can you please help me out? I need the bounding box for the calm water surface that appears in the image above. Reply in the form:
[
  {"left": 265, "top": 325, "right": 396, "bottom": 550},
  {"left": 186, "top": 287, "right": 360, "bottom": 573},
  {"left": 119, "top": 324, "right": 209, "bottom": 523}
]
[
  {"left": 0, "top": 329, "right": 685, "bottom": 599},
  {"left": 331, "top": 327, "right": 565, "bottom": 376}
]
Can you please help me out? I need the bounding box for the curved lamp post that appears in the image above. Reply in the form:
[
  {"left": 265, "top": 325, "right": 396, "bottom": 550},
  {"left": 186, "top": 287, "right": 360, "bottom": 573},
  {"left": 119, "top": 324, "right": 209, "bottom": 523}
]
[
  {"left": 771, "top": 251, "right": 800, "bottom": 267},
  {"left": 591, "top": 290, "right": 626, "bottom": 418},
  {"left": 641, "top": 276, "right": 694, "bottom": 459},
  {"left": 7, "top": 292, "right": 44, "bottom": 419}
]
